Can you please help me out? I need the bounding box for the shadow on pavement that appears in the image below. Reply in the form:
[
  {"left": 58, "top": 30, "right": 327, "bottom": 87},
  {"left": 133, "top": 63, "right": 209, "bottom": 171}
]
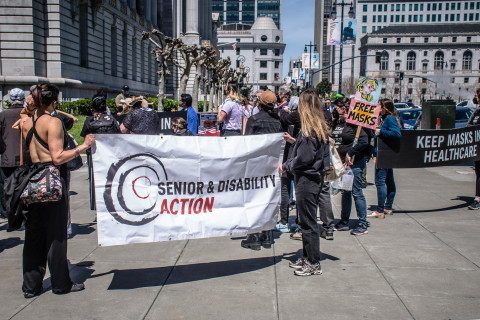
[
  {"left": 0, "top": 237, "right": 23, "bottom": 253},
  {"left": 390, "top": 196, "right": 471, "bottom": 214},
  {"left": 90, "top": 255, "right": 282, "bottom": 290},
  {"left": 69, "top": 222, "right": 96, "bottom": 238}
]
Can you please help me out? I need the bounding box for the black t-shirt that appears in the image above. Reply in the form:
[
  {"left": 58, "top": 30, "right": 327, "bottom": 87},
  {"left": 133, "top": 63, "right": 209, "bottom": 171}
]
[
  {"left": 122, "top": 108, "right": 160, "bottom": 135},
  {"left": 332, "top": 120, "right": 368, "bottom": 163},
  {"left": 80, "top": 113, "right": 120, "bottom": 137}
]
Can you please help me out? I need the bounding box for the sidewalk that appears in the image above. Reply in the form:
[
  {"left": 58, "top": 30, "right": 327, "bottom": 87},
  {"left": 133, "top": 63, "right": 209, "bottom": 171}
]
[{"left": 1, "top": 162, "right": 480, "bottom": 320}]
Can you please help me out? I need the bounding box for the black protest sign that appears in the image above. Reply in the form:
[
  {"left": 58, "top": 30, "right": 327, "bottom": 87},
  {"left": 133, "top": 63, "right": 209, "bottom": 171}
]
[
  {"left": 157, "top": 110, "right": 187, "bottom": 134},
  {"left": 377, "top": 125, "right": 480, "bottom": 168}
]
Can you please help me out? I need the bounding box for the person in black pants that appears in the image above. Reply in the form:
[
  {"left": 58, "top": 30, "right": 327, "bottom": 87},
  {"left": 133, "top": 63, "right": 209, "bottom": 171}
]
[
  {"left": 467, "top": 87, "right": 480, "bottom": 209},
  {"left": 281, "top": 88, "right": 330, "bottom": 276},
  {"left": 20, "top": 84, "right": 95, "bottom": 298},
  {"left": 240, "top": 90, "right": 283, "bottom": 251}
]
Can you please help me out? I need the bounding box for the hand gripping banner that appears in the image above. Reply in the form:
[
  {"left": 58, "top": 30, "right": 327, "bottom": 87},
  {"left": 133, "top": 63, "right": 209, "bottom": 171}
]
[{"left": 92, "top": 134, "right": 285, "bottom": 246}]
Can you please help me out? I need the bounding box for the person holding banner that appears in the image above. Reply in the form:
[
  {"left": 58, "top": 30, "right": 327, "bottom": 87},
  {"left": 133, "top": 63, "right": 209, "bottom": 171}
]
[
  {"left": 331, "top": 97, "right": 370, "bottom": 236},
  {"left": 120, "top": 97, "right": 160, "bottom": 135},
  {"left": 240, "top": 90, "right": 283, "bottom": 250},
  {"left": 281, "top": 88, "right": 330, "bottom": 276},
  {"left": 217, "top": 82, "right": 244, "bottom": 136},
  {"left": 20, "top": 83, "right": 95, "bottom": 298},
  {"left": 467, "top": 88, "right": 480, "bottom": 210},
  {"left": 368, "top": 99, "right": 401, "bottom": 219},
  {"left": 179, "top": 94, "right": 199, "bottom": 135}
]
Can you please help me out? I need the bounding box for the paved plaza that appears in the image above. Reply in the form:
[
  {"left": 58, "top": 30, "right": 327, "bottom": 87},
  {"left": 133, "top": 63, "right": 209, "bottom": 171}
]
[{"left": 1, "top": 161, "right": 480, "bottom": 320}]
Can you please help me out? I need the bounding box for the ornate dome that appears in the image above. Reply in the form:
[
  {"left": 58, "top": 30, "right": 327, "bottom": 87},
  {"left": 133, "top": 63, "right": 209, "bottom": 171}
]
[{"left": 251, "top": 17, "right": 278, "bottom": 30}]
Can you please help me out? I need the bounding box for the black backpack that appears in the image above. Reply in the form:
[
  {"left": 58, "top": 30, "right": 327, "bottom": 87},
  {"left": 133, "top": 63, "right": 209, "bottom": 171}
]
[{"left": 89, "top": 115, "right": 120, "bottom": 134}]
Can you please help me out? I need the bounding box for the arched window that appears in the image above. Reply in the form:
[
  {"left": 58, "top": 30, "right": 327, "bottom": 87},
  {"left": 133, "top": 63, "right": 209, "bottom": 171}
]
[
  {"left": 406, "top": 51, "right": 416, "bottom": 70},
  {"left": 380, "top": 52, "right": 389, "bottom": 70},
  {"left": 462, "top": 50, "right": 472, "bottom": 70},
  {"left": 434, "top": 51, "right": 444, "bottom": 70}
]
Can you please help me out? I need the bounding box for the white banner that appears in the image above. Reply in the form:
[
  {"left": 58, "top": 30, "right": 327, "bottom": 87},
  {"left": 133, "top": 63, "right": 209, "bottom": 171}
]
[{"left": 92, "top": 134, "right": 285, "bottom": 246}]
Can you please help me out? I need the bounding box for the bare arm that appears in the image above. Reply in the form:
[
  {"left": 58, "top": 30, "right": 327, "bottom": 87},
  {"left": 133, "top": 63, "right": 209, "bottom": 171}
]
[
  {"left": 120, "top": 123, "right": 130, "bottom": 134},
  {"left": 56, "top": 110, "right": 78, "bottom": 123},
  {"left": 217, "top": 106, "right": 226, "bottom": 123},
  {"left": 47, "top": 117, "right": 94, "bottom": 166}
]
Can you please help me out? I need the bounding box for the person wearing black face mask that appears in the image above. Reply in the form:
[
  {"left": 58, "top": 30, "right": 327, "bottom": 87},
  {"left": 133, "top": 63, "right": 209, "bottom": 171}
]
[{"left": 467, "top": 87, "right": 480, "bottom": 209}]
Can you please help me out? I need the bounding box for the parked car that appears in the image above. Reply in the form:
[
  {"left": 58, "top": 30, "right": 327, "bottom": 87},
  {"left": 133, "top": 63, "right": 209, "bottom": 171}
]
[
  {"left": 394, "top": 103, "right": 410, "bottom": 110},
  {"left": 398, "top": 108, "right": 422, "bottom": 129},
  {"left": 411, "top": 107, "right": 473, "bottom": 129},
  {"left": 457, "top": 100, "right": 476, "bottom": 112},
  {"left": 455, "top": 107, "right": 473, "bottom": 128}
]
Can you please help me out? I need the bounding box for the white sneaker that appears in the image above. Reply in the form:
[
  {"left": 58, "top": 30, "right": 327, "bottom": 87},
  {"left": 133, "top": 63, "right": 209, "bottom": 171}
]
[{"left": 367, "top": 211, "right": 385, "bottom": 219}]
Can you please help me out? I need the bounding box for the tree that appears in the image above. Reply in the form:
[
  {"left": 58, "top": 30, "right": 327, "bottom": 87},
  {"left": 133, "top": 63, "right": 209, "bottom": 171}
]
[
  {"left": 316, "top": 79, "right": 332, "bottom": 98},
  {"left": 342, "top": 76, "right": 358, "bottom": 96},
  {"left": 141, "top": 30, "right": 181, "bottom": 111},
  {"left": 191, "top": 46, "right": 218, "bottom": 111},
  {"left": 173, "top": 42, "right": 198, "bottom": 96}
]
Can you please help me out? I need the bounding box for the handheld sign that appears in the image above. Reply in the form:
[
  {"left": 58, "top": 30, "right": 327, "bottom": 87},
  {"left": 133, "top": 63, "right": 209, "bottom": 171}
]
[{"left": 346, "top": 99, "right": 381, "bottom": 130}]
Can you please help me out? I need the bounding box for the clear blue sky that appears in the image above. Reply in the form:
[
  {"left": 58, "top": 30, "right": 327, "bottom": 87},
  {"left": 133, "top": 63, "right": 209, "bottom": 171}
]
[{"left": 281, "top": 0, "right": 315, "bottom": 79}]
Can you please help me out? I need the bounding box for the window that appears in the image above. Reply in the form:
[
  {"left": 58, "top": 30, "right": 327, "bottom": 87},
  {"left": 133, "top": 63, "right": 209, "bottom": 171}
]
[
  {"left": 471, "top": 1, "right": 475, "bottom": 9},
  {"left": 274, "top": 49, "right": 280, "bottom": 56},
  {"left": 422, "top": 78, "right": 427, "bottom": 84},
  {"left": 420, "top": 15, "right": 423, "bottom": 22},
  {"left": 380, "top": 52, "right": 389, "bottom": 70},
  {"left": 379, "top": 4, "right": 382, "bottom": 11},
  {"left": 434, "top": 51, "right": 445, "bottom": 70},
  {"left": 424, "top": 51, "right": 428, "bottom": 56},
  {"left": 383, "top": 38, "right": 387, "bottom": 43},
  {"left": 260, "top": 48, "right": 267, "bottom": 55},
  {"left": 236, "top": 48, "right": 240, "bottom": 55},
  {"left": 260, "top": 61, "right": 267, "bottom": 68},
  {"left": 446, "top": 14, "right": 449, "bottom": 21},
  {"left": 450, "top": 62, "right": 456, "bottom": 71},
  {"left": 372, "top": 26, "right": 376, "bottom": 32},
  {"left": 373, "top": 15, "right": 376, "bottom": 22},
  {"left": 463, "top": 50, "right": 472, "bottom": 70},
  {"left": 409, "top": 4, "right": 412, "bottom": 11},
  {"left": 111, "top": 25, "right": 117, "bottom": 77},
  {"left": 452, "top": 36, "right": 457, "bottom": 42},
  {"left": 402, "top": 4, "right": 405, "bottom": 10},
  {"left": 410, "top": 37, "right": 415, "bottom": 43},
  {"left": 451, "top": 78, "right": 455, "bottom": 83},
  {"left": 407, "top": 51, "right": 416, "bottom": 70},
  {"left": 438, "top": 14, "right": 442, "bottom": 21},
  {"left": 394, "top": 88, "right": 399, "bottom": 94},
  {"left": 391, "top": 4, "right": 394, "bottom": 11},
  {"left": 260, "top": 73, "right": 267, "bottom": 80},
  {"left": 390, "top": 15, "right": 394, "bottom": 22},
  {"left": 423, "top": 62, "right": 428, "bottom": 71},
  {"left": 401, "top": 15, "right": 405, "bottom": 22},
  {"left": 79, "top": 3, "right": 88, "bottom": 67},
  {"left": 422, "top": 88, "right": 427, "bottom": 95},
  {"left": 131, "top": 37, "right": 136, "bottom": 80},
  {"left": 408, "top": 88, "right": 413, "bottom": 95},
  {"left": 464, "top": 77, "right": 469, "bottom": 83},
  {"left": 420, "top": 4, "right": 424, "bottom": 10},
  {"left": 427, "top": 14, "right": 430, "bottom": 22},
  {"left": 395, "top": 78, "right": 399, "bottom": 84},
  {"left": 433, "top": 3, "right": 437, "bottom": 10},
  {"left": 396, "top": 51, "right": 400, "bottom": 57},
  {"left": 378, "top": 15, "right": 382, "bottom": 22},
  {"left": 275, "top": 61, "right": 280, "bottom": 68},
  {"left": 414, "top": 15, "right": 418, "bottom": 22},
  {"left": 396, "top": 37, "right": 401, "bottom": 43},
  {"left": 363, "top": 4, "right": 367, "bottom": 11},
  {"left": 467, "top": 36, "right": 472, "bottom": 42},
  {"left": 362, "top": 26, "right": 367, "bottom": 33},
  {"left": 427, "top": 3, "right": 431, "bottom": 10},
  {"left": 439, "top": 3, "right": 442, "bottom": 10},
  {"left": 414, "top": 4, "right": 418, "bottom": 11},
  {"left": 122, "top": 29, "right": 127, "bottom": 78},
  {"left": 408, "top": 78, "right": 413, "bottom": 84},
  {"left": 452, "top": 50, "right": 456, "bottom": 56},
  {"left": 384, "top": 4, "right": 387, "bottom": 11},
  {"left": 450, "top": 14, "right": 455, "bottom": 21},
  {"left": 432, "top": 14, "right": 436, "bottom": 22},
  {"left": 362, "top": 15, "right": 367, "bottom": 22},
  {"left": 424, "top": 37, "right": 429, "bottom": 43},
  {"left": 465, "top": 2, "right": 468, "bottom": 9},
  {"left": 452, "top": 3, "right": 456, "bottom": 10},
  {"left": 438, "top": 37, "right": 443, "bottom": 42},
  {"left": 395, "top": 63, "right": 400, "bottom": 71},
  {"left": 456, "top": 14, "right": 460, "bottom": 21},
  {"left": 396, "top": 4, "right": 400, "bottom": 11},
  {"left": 373, "top": 4, "right": 376, "bottom": 11}
]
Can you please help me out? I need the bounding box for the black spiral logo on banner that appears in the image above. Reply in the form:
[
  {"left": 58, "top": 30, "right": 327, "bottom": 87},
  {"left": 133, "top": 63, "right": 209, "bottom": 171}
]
[{"left": 103, "top": 153, "right": 168, "bottom": 225}]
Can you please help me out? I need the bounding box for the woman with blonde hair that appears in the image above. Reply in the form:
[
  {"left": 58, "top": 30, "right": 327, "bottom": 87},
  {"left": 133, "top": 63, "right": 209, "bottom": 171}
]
[
  {"left": 217, "top": 82, "right": 244, "bottom": 136},
  {"left": 281, "top": 88, "right": 330, "bottom": 276}
]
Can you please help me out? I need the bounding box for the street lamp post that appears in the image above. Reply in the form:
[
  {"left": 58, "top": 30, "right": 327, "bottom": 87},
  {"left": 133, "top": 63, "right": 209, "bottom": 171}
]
[
  {"left": 330, "top": 1, "right": 355, "bottom": 94},
  {"left": 304, "top": 41, "right": 318, "bottom": 88}
]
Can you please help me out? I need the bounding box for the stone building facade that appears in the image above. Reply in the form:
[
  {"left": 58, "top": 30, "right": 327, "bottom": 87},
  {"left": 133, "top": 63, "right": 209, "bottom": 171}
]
[
  {"left": 359, "top": 24, "right": 480, "bottom": 104},
  {"left": 0, "top": 0, "right": 215, "bottom": 106},
  {"left": 217, "top": 17, "right": 285, "bottom": 92}
]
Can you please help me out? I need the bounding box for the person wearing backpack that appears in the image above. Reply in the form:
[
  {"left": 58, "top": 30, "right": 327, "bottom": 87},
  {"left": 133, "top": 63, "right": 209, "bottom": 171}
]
[
  {"left": 81, "top": 93, "right": 120, "bottom": 210},
  {"left": 367, "top": 98, "right": 401, "bottom": 219}
]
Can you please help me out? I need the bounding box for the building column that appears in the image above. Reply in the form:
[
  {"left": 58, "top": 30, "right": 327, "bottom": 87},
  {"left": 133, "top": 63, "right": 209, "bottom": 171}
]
[
  {"left": 145, "top": 0, "right": 152, "bottom": 22},
  {"left": 152, "top": 0, "right": 158, "bottom": 26},
  {"left": 185, "top": 0, "right": 199, "bottom": 35}
]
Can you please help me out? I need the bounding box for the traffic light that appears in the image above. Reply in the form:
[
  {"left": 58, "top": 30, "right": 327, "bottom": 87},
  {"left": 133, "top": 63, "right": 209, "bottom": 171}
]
[{"left": 399, "top": 72, "right": 404, "bottom": 80}]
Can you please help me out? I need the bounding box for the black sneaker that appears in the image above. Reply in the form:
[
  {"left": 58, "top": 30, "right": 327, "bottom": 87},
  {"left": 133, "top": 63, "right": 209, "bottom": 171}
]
[
  {"left": 289, "top": 257, "right": 304, "bottom": 269},
  {"left": 468, "top": 200, "right": 480, "bottom": 210},
  {"left": 294, "top": 260, "right": 322, "bottom": 276},
  {"left": 52, "top": 283, "right": 85, "bottom": 294},
  {"left": 320, "top": 229, "right": 334, "bottom": 240},
  {"left": 241, "top": 233, "right": 261, "bottom": 250},
  {"left": 23, "top": 290, "right": 41, "bottom": 299},
  {"left": 334, "top": 223, "right": 349, "bottom": 231},
  {"left": 260, "top": 230, "right": 273, "bottom": 249},
  {"left": 290, "top": 228, "right": 302, "bottom": 241}
]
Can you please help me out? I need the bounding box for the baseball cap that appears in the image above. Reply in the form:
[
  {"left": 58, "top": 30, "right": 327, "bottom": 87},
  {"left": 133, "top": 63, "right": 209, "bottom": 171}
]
[
  {"left": 259, "top": 91, "right": 277, "bottom": 108},
  {"left": 9, "top": 88, "right": 25, "bottom": 101}
]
